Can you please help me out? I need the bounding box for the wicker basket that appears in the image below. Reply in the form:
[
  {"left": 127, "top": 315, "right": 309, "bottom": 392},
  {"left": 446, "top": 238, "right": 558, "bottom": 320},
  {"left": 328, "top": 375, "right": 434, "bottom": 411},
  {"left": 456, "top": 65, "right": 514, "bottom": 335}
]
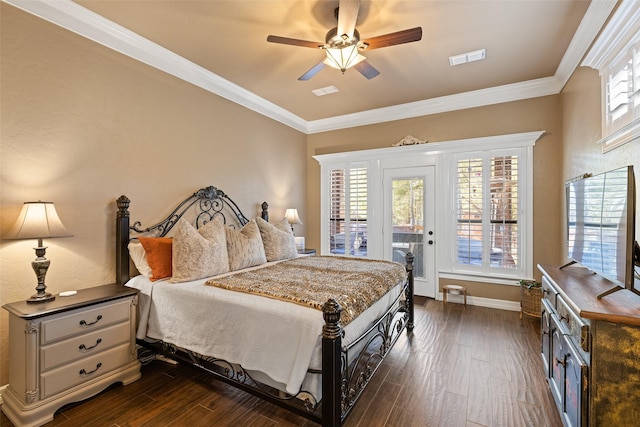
[{"left": 520, "top": 282, "right": 542, "bottom": 318}]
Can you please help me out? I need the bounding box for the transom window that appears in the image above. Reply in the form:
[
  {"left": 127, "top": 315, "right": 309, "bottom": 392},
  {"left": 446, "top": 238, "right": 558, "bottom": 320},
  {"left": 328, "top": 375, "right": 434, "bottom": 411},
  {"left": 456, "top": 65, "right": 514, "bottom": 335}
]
[{"left": 582, "top": 0, "right": 640, "bottom": 152}]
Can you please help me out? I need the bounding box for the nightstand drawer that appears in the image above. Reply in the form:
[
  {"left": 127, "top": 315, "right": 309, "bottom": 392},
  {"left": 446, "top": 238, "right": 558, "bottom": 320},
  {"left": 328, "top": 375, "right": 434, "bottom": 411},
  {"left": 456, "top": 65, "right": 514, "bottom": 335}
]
[
  {"left": 40, "top": 321, "right": 130, "bottom": 371},
  {"left": 40, "top": 299, "right": 131, "bottom": 344},
  {"left": 40, "top": 342, "right": 132, "bottom": 399}
]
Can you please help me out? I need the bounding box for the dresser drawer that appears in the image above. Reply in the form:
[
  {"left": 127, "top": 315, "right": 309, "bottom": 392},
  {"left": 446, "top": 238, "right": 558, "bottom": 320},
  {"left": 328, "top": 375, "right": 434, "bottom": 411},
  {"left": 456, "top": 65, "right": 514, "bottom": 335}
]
[
  {"left": 557, "top": 295, "right": 590, "bottom": 354},
  {"left": 40, "top": 321, "right": 130, "bottom": 371},
  {"left": 40, "top": 342, "right": 132, "bottom": 399},
  {"left": 40, "top": 299, "right": 131, "bottom": 344},
  {"left": 541, "top": 275, "right": 558, "bottom": 308}
]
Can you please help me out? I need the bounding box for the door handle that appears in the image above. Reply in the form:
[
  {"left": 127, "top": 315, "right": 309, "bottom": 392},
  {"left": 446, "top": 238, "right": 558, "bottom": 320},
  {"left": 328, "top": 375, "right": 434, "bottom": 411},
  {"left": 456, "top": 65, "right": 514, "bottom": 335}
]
[{"left": 428, "top": 240, "right": 434, "bottom": 245}]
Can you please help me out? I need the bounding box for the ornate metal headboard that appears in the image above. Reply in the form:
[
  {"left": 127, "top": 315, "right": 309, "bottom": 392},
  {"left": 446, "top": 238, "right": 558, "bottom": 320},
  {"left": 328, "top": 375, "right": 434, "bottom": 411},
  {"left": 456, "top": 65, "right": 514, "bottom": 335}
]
[{"left": 115, "top": 185, "right": 269, "bottom": 285}]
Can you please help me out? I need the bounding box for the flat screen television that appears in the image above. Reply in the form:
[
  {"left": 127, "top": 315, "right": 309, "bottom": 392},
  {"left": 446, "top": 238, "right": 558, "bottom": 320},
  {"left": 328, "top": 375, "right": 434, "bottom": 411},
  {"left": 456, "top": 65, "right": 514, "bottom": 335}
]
[{"left": 564, "top": 165, "right": 640, "bottom": 298}]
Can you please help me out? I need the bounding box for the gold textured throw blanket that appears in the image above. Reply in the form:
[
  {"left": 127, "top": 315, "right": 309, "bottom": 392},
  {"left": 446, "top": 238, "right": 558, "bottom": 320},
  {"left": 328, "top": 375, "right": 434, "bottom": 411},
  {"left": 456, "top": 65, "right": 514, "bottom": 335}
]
[{"left": 205, "top": 256, "right": 407, "bottom": 325}]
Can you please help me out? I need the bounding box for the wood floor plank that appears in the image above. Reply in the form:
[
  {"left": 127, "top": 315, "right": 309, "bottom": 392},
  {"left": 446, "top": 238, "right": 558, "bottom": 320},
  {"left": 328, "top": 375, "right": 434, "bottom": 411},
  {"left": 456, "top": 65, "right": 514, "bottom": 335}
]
[
  {"left": 1, "top": 301, "right": 564, "bottom": 427},
  {"left": 386, "top": 366, "right": 447, "bottom": 426},
  {"left": 439, "top": 391, "right": 468, "bottom": 427},
  {"left": 353, "top": 381, "right": 401, "bottom": 427},
  {"left": 467, "top": 358, "right": 493, "bottom": 426},
  {"left": 439, "top": 342, "right": 471, "bottom": 396}
]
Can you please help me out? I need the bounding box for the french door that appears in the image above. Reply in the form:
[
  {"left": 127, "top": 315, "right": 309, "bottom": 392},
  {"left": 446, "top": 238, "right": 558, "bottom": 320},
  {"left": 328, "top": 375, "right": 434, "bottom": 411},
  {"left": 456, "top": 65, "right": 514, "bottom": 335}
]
[{"left": 383, "top": 166, "right": 436, "bottom": 297}]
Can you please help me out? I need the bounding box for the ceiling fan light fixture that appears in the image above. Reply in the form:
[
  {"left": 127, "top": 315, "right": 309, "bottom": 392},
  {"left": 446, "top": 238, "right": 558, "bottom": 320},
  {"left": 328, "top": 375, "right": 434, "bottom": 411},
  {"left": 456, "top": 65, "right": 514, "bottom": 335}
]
[{"left": 324, "top": 44, "right": 366, "bottom": 73}]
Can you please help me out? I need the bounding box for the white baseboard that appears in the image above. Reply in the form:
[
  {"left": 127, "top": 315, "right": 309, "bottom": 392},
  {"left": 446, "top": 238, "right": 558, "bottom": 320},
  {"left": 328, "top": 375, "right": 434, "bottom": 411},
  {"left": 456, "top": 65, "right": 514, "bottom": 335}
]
[
  {"left": 0, "top": 383, "right": 6, "bottom": 406},
  {"left": 437, "top": 292, "right": 521, "bottom": 312}
]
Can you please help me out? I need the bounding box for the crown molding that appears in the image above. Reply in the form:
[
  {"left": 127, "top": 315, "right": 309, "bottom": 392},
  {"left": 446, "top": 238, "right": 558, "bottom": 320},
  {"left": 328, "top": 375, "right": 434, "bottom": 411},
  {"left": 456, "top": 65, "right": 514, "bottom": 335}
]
[
  {"left": 313, "top": 130, "right": 544, "bottom": 164},
  {"left": 582, "top": 0, "right": 640, "bottom": 71},
  {"left": 3, "top": 0, "right": 614, "bottom": 135},
  {"left": 555, "top": 0, "right": 617, "bottom": 82},
  {"left": 306, "top": 77, "right": 563, "bottom": 133}
]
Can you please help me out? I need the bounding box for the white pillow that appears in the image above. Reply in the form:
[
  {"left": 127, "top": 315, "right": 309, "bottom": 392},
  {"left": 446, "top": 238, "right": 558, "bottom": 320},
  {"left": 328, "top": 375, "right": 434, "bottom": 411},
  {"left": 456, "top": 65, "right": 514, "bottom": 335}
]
[
  {"left": 225, "top": 219, "right": 267, "bottom": 271},
  {"left": 128, "top": 241, "right": 153, "bottom": 278},
  {"left": 170, "top": 218, "right": 229, "bottom": 283},
  {"left": 256, "top": 217, "right": 298, "bottom": 262}
]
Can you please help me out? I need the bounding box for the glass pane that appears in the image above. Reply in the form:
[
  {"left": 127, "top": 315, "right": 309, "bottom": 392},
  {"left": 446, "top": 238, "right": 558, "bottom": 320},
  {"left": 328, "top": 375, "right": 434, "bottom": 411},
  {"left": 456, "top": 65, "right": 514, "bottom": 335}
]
[
  {"left": 457, "top": 158, "right": 483, "bottom": 265},
  {"left": 490, "top": 156, "right": 519, "bottom": 269},
  {"left": 329, "top": 168, "right": 368, "bottom": 257},
  {"left": 329, "top": 169, "right": 345, "bottom": 254},
  {"left": 391, "top": 177, "right": 424, "bottom": 278}
]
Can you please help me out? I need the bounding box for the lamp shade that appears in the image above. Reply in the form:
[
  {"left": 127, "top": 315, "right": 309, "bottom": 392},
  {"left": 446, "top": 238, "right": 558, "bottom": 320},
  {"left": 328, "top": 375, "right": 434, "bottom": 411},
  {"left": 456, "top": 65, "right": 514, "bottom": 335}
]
[
  {"left": 284, "top": 208, "right": 302, "bottom": 225},
  {"left": 324, "top": 44, "right": 366, "bottom": 72},
  {"left": 4, "top": 201, "right": 72, "bottom": 240}
]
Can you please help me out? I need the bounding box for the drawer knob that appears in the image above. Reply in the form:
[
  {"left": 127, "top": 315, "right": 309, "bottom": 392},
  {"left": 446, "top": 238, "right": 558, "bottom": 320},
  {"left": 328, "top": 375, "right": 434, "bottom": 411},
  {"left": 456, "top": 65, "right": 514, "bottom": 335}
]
[
  {"left": 79, "top": 338, "right": 102, "bottom": 351},
  {"left": 79, "top": 314, "right": 103, "bottom": 326},
  {"left": 79, "top": 362, "right": 102, "bottom": 376}
]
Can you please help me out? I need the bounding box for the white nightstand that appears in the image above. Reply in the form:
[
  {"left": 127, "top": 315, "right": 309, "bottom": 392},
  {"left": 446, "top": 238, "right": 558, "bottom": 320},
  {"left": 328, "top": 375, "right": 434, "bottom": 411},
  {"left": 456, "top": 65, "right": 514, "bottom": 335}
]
[
  {"left": 1, "top": 284, "right": 141, "bottom": 427},
  {"left": 297, "top": 248, "right": 316, "bottom": 256}
]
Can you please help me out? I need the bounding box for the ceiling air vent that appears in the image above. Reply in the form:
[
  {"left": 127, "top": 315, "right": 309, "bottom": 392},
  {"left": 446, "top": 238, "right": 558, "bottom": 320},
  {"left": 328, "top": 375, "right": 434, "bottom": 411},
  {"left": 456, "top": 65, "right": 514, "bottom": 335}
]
[
  {"left": 449, "top": 49, "right": 486, "bottom": 66},
  {"left": 312, "top": 85, "right": 340, "bottom": 96}
]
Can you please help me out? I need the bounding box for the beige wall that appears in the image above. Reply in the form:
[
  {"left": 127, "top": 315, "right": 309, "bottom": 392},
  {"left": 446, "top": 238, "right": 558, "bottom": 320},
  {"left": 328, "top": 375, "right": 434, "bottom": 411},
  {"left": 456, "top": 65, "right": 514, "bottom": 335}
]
[
  {"left": 307, "top": 96, "right": 565, "bottom": 302},
  {"left": 0, "top": 5, "right": 307, "bottom": 386},
  {"left": 560, "top": 66, "right": 640, "bottom": 262}
]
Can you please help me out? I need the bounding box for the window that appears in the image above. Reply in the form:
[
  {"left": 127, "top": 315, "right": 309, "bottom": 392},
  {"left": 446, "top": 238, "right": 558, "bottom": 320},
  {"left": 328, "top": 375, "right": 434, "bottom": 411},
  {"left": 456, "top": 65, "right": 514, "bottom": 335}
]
[
  {"left": 328, "top": 166, "right": 368, "bottom": 257},
  {"left": 605, "top": 44, "right": 640, "bottom": 136},
  {"left": 582, "top": 0, "right": 640, "bottom": 152},
  {"left": 453, "top": 149, "right": 528, "bottom": 278}
]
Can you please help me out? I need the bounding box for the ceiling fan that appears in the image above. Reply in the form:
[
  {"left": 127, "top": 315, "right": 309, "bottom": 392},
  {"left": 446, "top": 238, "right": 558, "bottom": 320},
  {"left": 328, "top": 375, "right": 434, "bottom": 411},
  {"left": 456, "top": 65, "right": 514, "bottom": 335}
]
[{"left": 267, "top": 0, "right": 422, "bottom": 81}]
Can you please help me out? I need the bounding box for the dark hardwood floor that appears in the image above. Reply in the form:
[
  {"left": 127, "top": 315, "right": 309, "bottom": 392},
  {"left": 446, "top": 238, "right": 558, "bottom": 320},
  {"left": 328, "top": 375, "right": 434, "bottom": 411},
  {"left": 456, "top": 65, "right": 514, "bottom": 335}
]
[{"left": 1, "top": 299, "right": 562, "bottom": 427}]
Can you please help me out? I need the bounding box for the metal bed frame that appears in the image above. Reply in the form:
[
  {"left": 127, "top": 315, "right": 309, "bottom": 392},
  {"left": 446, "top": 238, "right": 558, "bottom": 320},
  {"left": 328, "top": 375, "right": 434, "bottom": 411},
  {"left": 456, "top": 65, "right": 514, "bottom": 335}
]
[{"left": 114, "top": 185, "right": 414, "bottom": 427}]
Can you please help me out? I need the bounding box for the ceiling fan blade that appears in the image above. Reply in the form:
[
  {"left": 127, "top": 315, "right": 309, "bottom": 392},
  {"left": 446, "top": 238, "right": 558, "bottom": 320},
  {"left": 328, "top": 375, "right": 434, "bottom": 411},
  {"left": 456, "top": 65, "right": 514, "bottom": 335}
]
[
  {"left": 353, "top": 61, "right": 380, "bottom": 80},
  {"left": 267, "top": 35, "right": 323, "bottom": 49},
  {"left": 362, "top": 27, "right": 423, "bottom": 50},
  {"left": 337, "top": 0, "right": 360, "bottom": 39},
  {"left": 298, "top": 60, "right": 326, "bottom": 81}
]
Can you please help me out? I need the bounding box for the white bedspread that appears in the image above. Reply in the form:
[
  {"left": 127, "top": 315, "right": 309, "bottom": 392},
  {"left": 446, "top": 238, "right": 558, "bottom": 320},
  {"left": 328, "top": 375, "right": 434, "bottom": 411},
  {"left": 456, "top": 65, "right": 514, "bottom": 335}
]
[{"left": 127, "top": 261, "right": 403, "bottom": 395}]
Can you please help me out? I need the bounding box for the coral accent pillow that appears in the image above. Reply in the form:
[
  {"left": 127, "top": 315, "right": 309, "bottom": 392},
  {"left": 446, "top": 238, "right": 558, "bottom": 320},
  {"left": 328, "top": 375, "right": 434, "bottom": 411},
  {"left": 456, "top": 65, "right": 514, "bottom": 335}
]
[
  {"left": 256, "top": 217, "right": 298, "bottom": 262},
  {"left": 170, "top": 218, "right": 229, "bottom": 283},
  {"left": 225, "top": 219, "right": 267, "bottom": 271},
  {"left": 138, "top": 237, "right": 173, "bottom": 281}
]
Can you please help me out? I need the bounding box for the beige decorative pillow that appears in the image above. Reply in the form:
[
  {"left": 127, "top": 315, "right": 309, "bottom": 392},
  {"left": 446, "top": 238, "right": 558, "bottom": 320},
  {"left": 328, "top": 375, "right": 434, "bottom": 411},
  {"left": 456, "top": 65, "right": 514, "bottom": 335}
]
[
  {"left": 170, "top": 218, "right": 229, "bottom": 283},
  {"left": 256, "top": 217, "right": 298, "bottom": 262},
  {"left": 128, "top": 241, "right": 153, "bottom": 278},
  {"left": 225, "top": 219, "right": 267, "bottom": 271}
]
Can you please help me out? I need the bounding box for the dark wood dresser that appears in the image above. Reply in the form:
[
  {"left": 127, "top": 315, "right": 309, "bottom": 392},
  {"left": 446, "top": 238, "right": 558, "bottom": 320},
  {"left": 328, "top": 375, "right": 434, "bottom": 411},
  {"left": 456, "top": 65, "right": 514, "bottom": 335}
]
[{"left": 538, "top": 264, "right": 640, "bottom": 427}]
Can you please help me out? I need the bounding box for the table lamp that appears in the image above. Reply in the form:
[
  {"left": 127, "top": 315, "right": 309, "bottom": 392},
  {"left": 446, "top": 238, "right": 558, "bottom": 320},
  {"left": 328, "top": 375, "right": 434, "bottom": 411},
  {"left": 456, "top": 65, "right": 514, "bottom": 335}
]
[
  {"left": 284, "top": 208, "right": 302, "bottom": 235},
  {"left": 4, "top": 201, "right": 72, "bottom": 303}
]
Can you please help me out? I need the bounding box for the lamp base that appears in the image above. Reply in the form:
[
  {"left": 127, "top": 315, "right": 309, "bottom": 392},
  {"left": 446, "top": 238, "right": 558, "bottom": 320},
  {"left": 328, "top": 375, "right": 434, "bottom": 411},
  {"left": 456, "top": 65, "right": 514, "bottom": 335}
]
[
  {"left": 27, "top": 292, "right": 55, "bottom": 303},
  {"left": 28, "top": 245, "right": 55, "bottom": 303}
]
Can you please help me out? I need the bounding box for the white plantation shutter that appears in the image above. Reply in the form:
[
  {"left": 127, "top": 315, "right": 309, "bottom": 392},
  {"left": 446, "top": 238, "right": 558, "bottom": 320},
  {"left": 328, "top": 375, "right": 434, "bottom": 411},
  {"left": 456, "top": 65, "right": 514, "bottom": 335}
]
[
  {"left": 606, "top": 56, "right": 632, "bottom": 130},
  {"left": 329, "top": 168, "right": 345, "bottom": 250},
  {"left": 490, "top": 156, "right": 519, "bottom": 269},
  {"left": 456, "top": 158, "right": 483, "bottom": 265},
  {"left": 581, "top": 2, "right": 640, "bottom": 152},
  {"left": 455, "top": 153, "right": 521, "bottom": 273},
  {"left": 633, "top": 47, "right": 640, "bottom": 117},
  {"left": 329, "top": 166, "right": 368, "bottom": 257}
]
